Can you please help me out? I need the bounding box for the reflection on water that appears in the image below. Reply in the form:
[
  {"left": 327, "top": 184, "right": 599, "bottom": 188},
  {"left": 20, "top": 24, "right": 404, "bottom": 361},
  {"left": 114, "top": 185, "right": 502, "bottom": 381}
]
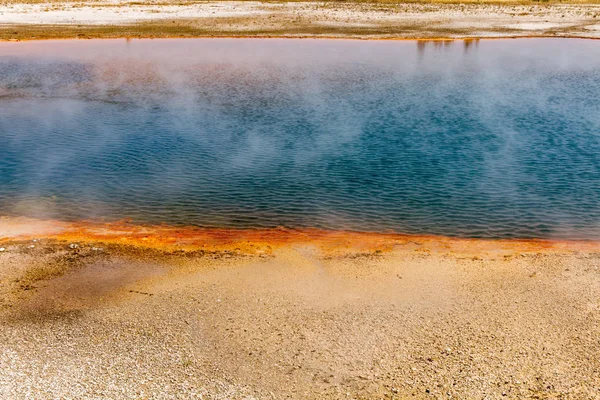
[
  {"left": 463, "top": 38, "right": 480, "bottom": 53},
  {"left": 0, "top": 39, "right": 599, "bottom": 239},
  {"left": 417, "top": 39, "right": 479, "bottom": 58}
]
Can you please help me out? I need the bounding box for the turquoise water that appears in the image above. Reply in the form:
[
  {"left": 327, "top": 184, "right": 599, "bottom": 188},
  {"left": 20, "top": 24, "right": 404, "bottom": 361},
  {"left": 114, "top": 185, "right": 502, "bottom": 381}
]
[{"left": 0, "top": 39, "right": 599, "bottom": 239}]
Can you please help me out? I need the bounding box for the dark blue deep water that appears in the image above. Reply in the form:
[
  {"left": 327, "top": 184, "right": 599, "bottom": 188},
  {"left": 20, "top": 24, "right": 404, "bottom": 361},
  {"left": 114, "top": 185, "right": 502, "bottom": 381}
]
[{"left": 0, "top": 39, "right": 599, "bottom": 239}]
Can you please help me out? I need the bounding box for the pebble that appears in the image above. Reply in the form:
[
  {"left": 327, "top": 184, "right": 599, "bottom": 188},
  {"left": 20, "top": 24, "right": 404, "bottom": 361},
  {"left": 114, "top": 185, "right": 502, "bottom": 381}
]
[
  {"left": 0, "top": 248, "right": 5, "bottom": 252},
  {"left": 69, "top": 243, "right": 79, "bottom": 249}
]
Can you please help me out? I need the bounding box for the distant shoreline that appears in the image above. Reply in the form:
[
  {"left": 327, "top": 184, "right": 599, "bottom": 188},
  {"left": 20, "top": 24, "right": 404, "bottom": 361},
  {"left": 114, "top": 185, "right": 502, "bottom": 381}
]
[
  {"left": 2, "top": 34, "right": 600, "bottom": 42},
  {"left": 1, "top": 1, "right": 600, "bottom": 41}
]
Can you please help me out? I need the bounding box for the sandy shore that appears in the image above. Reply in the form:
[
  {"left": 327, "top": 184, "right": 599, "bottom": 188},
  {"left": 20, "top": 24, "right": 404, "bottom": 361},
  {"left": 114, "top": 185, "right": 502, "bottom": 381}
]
[
  {"left": 1, "top": 1, "right": 600, "bottom": 40},
  {"left": 1, "top": 217, "right": 599, "bottom": 398}
]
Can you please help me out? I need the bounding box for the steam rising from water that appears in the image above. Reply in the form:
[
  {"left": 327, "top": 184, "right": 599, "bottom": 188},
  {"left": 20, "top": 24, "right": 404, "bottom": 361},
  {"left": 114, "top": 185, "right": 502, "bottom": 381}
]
[{"left": 0, "top": 39, "right": 599, "bottom": 239}]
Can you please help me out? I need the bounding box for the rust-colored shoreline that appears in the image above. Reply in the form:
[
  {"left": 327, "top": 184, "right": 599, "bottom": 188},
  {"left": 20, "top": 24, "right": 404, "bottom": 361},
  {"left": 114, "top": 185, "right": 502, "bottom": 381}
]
[{"left": 1, "top": 216, "right": 598, "bottom": 256}]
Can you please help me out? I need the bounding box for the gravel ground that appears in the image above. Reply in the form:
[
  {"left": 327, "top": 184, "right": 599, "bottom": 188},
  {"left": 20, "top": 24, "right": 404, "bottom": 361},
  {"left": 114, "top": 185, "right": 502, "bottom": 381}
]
[{"left": 1, "top": 234, "right": 599, "bottom": 399}]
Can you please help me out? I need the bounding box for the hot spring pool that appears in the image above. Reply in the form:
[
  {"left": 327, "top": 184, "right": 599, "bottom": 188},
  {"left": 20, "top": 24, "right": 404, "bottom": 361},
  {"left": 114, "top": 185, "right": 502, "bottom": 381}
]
[{"left": 0, "top": 38, "right": 599, "bottom": 239}]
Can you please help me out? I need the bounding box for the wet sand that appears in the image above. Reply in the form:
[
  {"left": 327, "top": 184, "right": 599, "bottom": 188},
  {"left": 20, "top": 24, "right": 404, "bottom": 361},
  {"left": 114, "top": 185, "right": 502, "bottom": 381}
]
[
  {"left": 1, "top": 217, "right": 599, "bottom": 398},
  {"left": 1, "top": 1, "right": 600, "bottom": 41}
]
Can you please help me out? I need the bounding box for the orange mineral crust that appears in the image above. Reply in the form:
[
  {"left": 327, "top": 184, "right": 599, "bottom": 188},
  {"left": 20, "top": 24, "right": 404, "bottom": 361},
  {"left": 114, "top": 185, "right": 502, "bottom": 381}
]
[{"left": 1, "top": 216, "right": 598, "bottom": 257}]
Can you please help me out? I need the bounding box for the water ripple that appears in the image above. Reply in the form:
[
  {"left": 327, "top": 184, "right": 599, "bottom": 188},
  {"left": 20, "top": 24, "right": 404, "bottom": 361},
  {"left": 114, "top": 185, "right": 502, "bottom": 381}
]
[{"left": 0, "top": 39, "right": 599, "bottom": 239}]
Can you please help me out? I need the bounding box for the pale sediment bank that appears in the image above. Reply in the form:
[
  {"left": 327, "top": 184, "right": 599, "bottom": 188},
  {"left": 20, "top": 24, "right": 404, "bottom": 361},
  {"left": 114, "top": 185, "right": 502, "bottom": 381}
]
[
  {"left": 1, "top": 1, "right": 600, "bottom": 41},
  {"left": 1, "top": 217, "right": 599, "bottom": 398}
]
